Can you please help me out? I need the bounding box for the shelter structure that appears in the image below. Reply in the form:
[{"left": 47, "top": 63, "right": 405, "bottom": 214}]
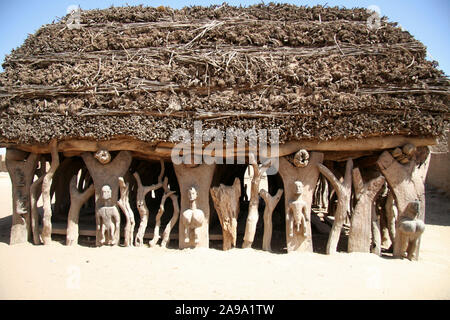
[{"left": 0, "top": 4, "right": 448, "bottom": 260}]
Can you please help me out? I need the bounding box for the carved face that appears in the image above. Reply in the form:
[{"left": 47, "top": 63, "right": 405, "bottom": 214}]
[
  {"left": 293, "top": 149, "right": 309, "bottom": 168},
  {"left": 405, "top": 201, "right": 420, "bottom": 219},
  {"left": 294, "top": 181, "right": 303, "bottom": 195},
  {"left": 188, "top": 187, "right": 198, "bottom": 201},
  {"left": 101, "top": 185, "right": 112, "bottom": 200},
  {"left": 95, "top": 149, "right": 111, "bottom": 164}
]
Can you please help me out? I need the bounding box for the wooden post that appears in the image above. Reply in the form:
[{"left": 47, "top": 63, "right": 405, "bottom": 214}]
[
  {"left": 149, "top": 177, "right": 176, "bottom": 247},
  {"left": 348, "top": 167, "right": 385, "bottom": 253},
  {"left": 260, "top": 188, "right": 283, "bottom": 252},
  {"left": 30, "top": 175, "right": 44, "bottom": 245},
  {"left": 66, "top": 175, "right": 94, "bottom": 246},
  {"left": 210, "top": 177, "right": 241, "bottom": 251},
  {"left": 160, "top": 179, "right": 180, "bottom": 248},
  {"left": 377, "top": 146, "right": 430, "bottom": 260},
  {"left": 41, "top": 140, "right": 60, "bottom": 245},
  {"left": 173, "top": 163, "right": 216, "bottom": 249},
  {"left": 242, "top": 153, "right": 271, "bottom": 249},
  {"left": 117, "top": 177, "right": 135, "bottom": 247},
  {"left": 81, "top": 150, "right": 132, "bottom": 246},
  {"left": 133, "top": 166, "right": 164, "bottom": 246},
  {"left": 278, "top": 150, "right": 324, "bottom": 252},
  {"left": 6, "top": 149, "right": 39, "bottom": 244},
  {"left": 317, "top": 159, "right": 353, "bottom": 254}
]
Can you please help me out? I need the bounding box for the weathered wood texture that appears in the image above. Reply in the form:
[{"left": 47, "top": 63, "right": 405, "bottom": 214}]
[
  {"left": 149, "top": 177, "right": 176, "bottom": 247},
  {"left": 41, "top": 140, "right": 59, "bottom": 245},
  {"left": 6, "top": 149, "right": 39, "bottom": 244},
  {"left": 133, "top": 169, "right": 163, "bottom": 246},
  {"left": 117, "top": 176, "right": 135, "bottom": 247},
  {"left": 66, "top": 175, "right": 94, "bottom": 246},
  {"left": 278, "top": 151, "right": 324, "bottom": 252},
  {"left": 210, "top": 177, "right": 241, "bottom": 251},
  {"left": 377, "top": 147, "right": 430, "bottom": 260},
  {"left": 260, "top": 188, "right": 283, "bottom": 252},
  {"left": 174, "top": 163, "right": 216, "bottom": 249},
  {"left": 81, "top": 150, "right": 132, "bottom": 246},
  {"left": 1, "top": 136, "right": 436, "bottom": 162},
  {"left": 348, "top": 167, "right": 385, "bottom": 253},
  {"left": 318, "top": 159, "right": 353, "bottom": 254},
  {"left": 242, "top": 154, "right": 271, "bottom": 249}
]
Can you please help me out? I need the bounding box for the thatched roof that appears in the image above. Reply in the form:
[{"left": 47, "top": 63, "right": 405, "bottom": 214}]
[{"left": 0, "top": 3, "right": 448, "bottom": 145}]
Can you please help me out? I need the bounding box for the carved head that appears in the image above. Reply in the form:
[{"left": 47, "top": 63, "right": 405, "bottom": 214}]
[
  {"left": 294, "top": 181, "right": 303, "bottom": 195},
  {"left": 101, "top": 185, "right": 112, "bottom": 200},
  {"left": 405, "top": 201, "right": 420, "bottom": 219},
  {"left": 293, "top": 149, "right": 309, "bottom": 167},
  {"left": 95, "top": 149, "right": 111, "bottom": 164},
  {"left": 188, "top": 186, "right": 198, "bottom": 201}
]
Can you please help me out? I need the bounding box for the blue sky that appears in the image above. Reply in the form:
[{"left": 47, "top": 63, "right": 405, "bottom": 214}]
[{"left": 0, "top": 0, "right": 449, "bottom": 74}]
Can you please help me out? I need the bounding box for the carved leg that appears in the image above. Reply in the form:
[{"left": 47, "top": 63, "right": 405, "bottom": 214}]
[
  {"left": 161, "top": 192, "right": 180, "bottom": 248},
  {"left": 261, "top": 189, "right": 283, "bottom": 252},
  {"left": 133, "top": 168, "right": 164, "bottom": 247},
  {"left": 371, "top": 204, "right": 382, "bottom": 256},
  {"left": 348, "top": 168, "right": 385, "bottom": 253},
  {"left": 67, "top": 176, "right": 94, "bottom": 246},
  {"left": 385, "top": 191, "right": 397, "bottom": 247},
  {"left": 118, "top": 177, "right": 135, "bottom": 247},
  {"left": 210, "top": 178, "right": 241, "bottom": 251},
  {"left": 243, "top": 155, "right": 271, "bottom": 249},
  {"left": 6, "top": 149, "right": 39, "bottom": 244},
  {"left": 149, "top": 182, "right": 175, "bottom": 247},
  {"left": 318, "top": 159, "right": 353, "bottom": 254},
  {"left": 30, "top": 176, "right": 44, "bottom": 245},
  {"left": 41, "top": 140, "right": 60, "bottom": 245}
]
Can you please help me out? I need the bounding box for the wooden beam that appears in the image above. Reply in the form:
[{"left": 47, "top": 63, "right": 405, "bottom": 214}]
[{"left": 0, "top": 136, "right": 437, "bottom": 160}]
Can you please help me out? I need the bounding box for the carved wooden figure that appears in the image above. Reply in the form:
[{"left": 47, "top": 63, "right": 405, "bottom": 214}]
[
  {"left": 117, "top": 177, "right": 135, "bottom": 247},
  {"left": 348, "top": 167, "right": 385, "bottom": 253},
  {"left": 278, "top": 150, "right": 324, "bottom": 252},
  {"left": 260, "top": 188, "right": 283, "bottom": 252},
  {"left": 210, "top": 177, "right": 241, "bottom": 251},
  {"left": 180, "top": 186, "right": 206, "bottom": 246},
  {"left": 6, "top": 149, "right": 39, "bottom": 244},
  {"left": 159, "top": 179, "right": 180, "bottom": 248},
  {"left": 242, "top": 153, "right": 271, "bottom": 249},
  {"left": 66, "top": 175, "right": 94, "bottom": 246},
  {"left": 149, "top": 177, "right": 176, "bottom": 247},
  {"left": 97, "top": 185, "right": 121, "bottom": 245},
  {"left": 397, "top": 201, "right": 425, "bottom": 260},
  {"left": 317, "top": 159, "right": 353, "bottom": 255},
  {"left": 81, "top": 150, "right": 132, "bottom": 246},
  {"left": 174, "top": 163, "right": 216, "bottom": 249},
  {"left": 133, "top": 167, "right": 164, "bottom": 246},
  {"left": 288, "top": 181, "right": 308, "bottom": 238},
  {"left": 384, "top": 190, "right": 398, "bottom": 248},
  {"left": 377, "top": 146, "right": 430, "bottom": 260}
]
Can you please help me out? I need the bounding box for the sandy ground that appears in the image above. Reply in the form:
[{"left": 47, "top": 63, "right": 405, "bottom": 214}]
[{"left": 0, "top": 171, "right": 449, "bottom": 300}]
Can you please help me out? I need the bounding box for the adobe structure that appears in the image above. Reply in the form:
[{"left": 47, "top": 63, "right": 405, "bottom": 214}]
[{"left": 0, "top": 4, "right": 448, "bottom": 260}]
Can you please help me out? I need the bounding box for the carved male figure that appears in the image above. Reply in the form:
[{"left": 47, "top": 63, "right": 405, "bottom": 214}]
[
  {"left": 81, "top": 149, "right": 132, "bottom": 246},
  {"left": 398, "top": 201, "right": 425, "bottom": 260},
  {"left": 96, "top": 185, "right": 121, "bottom": 246},
  {"left": 288, "top": 181, "right": 308, "bottom": 238},
  {"left": 180, "top": 186, "right": 205, "bottom": 246}
]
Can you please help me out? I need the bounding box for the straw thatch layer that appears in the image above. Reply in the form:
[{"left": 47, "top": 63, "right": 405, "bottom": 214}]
[{"left": 0, "top": 3, "right": 448, "bottom": 144}]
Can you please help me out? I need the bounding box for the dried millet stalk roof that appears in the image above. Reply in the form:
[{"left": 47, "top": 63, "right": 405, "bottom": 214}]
[{"left": 0, "top": 3, "right": 448, "bottom": 145}]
